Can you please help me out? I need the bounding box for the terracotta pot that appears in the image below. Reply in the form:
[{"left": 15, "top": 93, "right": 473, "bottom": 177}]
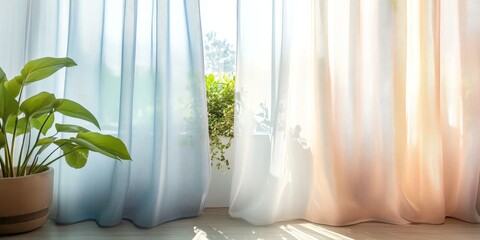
[{"left": 0, "top": 168, "right": 54, "bottom": 235}]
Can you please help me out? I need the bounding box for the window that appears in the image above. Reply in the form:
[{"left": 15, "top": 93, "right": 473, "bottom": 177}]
[{"left": 200, "top": 0, "right": 237, "bottom": 74}]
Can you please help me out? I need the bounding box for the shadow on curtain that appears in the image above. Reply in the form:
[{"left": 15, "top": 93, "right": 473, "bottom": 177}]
[
  {"left": 230, "top": 0, "right": 480, "bottom": 225},
  {"left": 0, "top": 0, "right": 209, "bottom": 228}
]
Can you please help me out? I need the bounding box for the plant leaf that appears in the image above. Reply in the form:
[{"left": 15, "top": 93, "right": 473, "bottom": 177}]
[
  {"left": 20, "top": 92, "right": 56, "bottom": 118},
  {"left": 3, "top": 75, "right": 24, "bottom": 98},
  {"left": 53, "top": 139, "right": 69, "bottom": 147},
  {"left": 72, "top": 132, "right": 131, "bottom": 160},
  {"left": 0, "top": 72, "right": 20, "bottom": 123},
  {"left": 57, "top": 142, "right": 89, "bottom": 169},
  {"left": 69, "top": 137, "right": 118, "bottom": 159},
  {"left": 31, "top": 114, "right": 55, "bottom": 135},
  {"left": 5, "top": 115, "right": 15, "bottom": 132},
  {"left": 21, "top": 57, "right": 76, "bottom": 84},
  {"left": 0, "top": 67, "right": 6, "bottom": 82},
  {"left": 38, "top": 137, "right": 56, "bottom": 146},
  {"left": 36, "top": 137, "right": 56, "bottom": 154},
  {"left": 5, "top": 116, "right": 29, "bottom": 136},
  {"left": 55, "top": 99, "right": 100, "bottom": 129},
  {"left": 0, "top": 131, "right": 5, "bottom": 148},
  {"left": 55, "top": 123, "right": 90, "bottom": 133}
]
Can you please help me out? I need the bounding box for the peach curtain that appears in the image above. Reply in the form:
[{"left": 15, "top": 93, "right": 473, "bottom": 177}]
[{"left": 230, "top": 0, "right": 480, "bottom": 225}]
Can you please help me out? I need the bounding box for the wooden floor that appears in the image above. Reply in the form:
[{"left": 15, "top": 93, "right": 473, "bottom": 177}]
[{"left": 3, "top": 208, "right": 480, "bottom": 240}]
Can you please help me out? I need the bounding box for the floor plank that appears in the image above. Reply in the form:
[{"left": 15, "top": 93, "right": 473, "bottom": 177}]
[{"left": 3, "top": 208, "right": 480, "bottom": 239}]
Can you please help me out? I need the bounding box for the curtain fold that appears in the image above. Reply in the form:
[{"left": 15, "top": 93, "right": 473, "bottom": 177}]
[
  {"left": 0, "top": 0, "right": 209, "bottom": 228},
  {"left": 231, "top": 0, "right": 480, "bottom": 225}
]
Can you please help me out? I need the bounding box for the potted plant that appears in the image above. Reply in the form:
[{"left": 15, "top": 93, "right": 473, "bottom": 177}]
[
  {"left": 205, "top": 73, "right": 234, "bottom": 169},
  {"left": 0, "top": 57, "right": 131, "bottom": 235}
]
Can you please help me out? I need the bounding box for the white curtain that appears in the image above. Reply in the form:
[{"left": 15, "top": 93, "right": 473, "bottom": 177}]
[
  {"left": 231, "top": 0, "right": 480, "bottom": 225},
  {"left": 0, "top": 0, "right": 209, "bottom": 228}
]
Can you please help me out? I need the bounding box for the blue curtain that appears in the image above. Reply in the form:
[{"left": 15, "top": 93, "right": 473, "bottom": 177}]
[{"left": 0, "top": 0, "right": 210, "bottom": 228}]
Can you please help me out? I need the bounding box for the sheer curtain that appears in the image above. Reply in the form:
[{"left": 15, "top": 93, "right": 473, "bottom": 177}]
[
  {"left": 0, "top": 0, "right": 209, "bottom": 228},
  {"left": 231, "top": 0, "right": 480, "bottom": 225}
]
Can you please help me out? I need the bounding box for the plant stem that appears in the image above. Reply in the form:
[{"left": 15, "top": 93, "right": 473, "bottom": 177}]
[
  {"left": 0, "top": 155, "right": 5, "bottom": 177},
  {"left": 27, "top": 156, "right": 39, "bottom": 175},
  {"left": 3, "top": 147, "right": 9, "bottom": 176},
  {"left": 33, "top": 141, "right": 67, "bottom": 171},
  {"left": 10, "top": 78, "right": 27, "bottom": 177},
  {"left": 9, "top": 117, "right": 19, "bottom": 176},
  {"left": 31, "top": 148, "right": 80, "bottom": 174},
  {"left": 23, "top": 132, "right": 33, "bottom": 174},
  {"left": 28, "top": 133, "right": 58, "bottom": 175},
  {"left": 25, "top": 113, "right": 52, "bottom": 161},
  {"left": 17, "top": 120, "right": 30, "bottom": 176},
  {"left": 2, "top": 125, "right": 14, "bottom": 177},
  {"left": 22, "top": 112, "right": 53, "bottom": 175},
  {"left": 0, "top": 124, "right": 7, "bottom": 177}
]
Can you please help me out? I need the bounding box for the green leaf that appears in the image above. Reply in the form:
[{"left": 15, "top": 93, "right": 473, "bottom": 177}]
[
  {"left": 5, "top": 115, "right": 15, "bottom": 132},
  {"left": 72, "top": 132, "right": 131, "bottom": 160},
  {"left": 5, "top": 116, "right": 29, "bottom": 136},
  {"left": 21, "top": 57, "right": 77, "bottom": 84},
  {"left": 3, "top": 76, "right": 24, "bottom": 98},
  {"left": 31, "top": 114, "right": 55, "bottom": 135},
  {"left": 53, "top": 139, "right": 69, "bottom": 151},
  {"left": 70, "top": 137, "right": 117, "bottom": 159},
  {"left": 0, "top": 131, "right": 5, "bottom": 148},
  {"left": 55, "top": 123, "right": 90, "bottom": 133},
  {"left": 55, "top": 99, "right": 100, "bottom": 129},
  {"left": 20, "top": 92, "right": 56, "bottom": 118},
  {"left": 37, "top": 137, "right": 56, "bottom": 146},
  {"left": 36, "top": 137, "right": 56, "bottom": 154},
  {"left": 0, "top": 67, "right": 6, "bottom": 82},
  {"left": 0, "top": 75, "right": 20, "bottom": 123},
  {"left": 57, "top": 142, "right": 88, "bottom": 169}
]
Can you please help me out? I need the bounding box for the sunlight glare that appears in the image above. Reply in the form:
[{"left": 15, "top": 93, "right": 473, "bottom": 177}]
[
  {"left": 405, "top": 0, "right": 420, "bottom": 146},
  {"left": 280, "top": 224, "right": 320, "bottom": 240},
  {"left": 192, "top": 226, "right": 209, "bottom": 240},
  {"left": 300, "top": 223, "right": 355, "bottom": 240}
]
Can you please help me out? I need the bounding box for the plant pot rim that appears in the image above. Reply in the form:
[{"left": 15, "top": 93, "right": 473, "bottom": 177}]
[{"left": 0, "top": 167, "right": 53, "bottom": 180}]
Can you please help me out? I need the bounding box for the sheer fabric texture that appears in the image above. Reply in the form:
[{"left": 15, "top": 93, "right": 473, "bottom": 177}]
[
  {"left": 0, "top": 0, "right": 209, "bottom": 228},
  {"left": 230, "top": 0, "right": 480, "bottom": 225}
]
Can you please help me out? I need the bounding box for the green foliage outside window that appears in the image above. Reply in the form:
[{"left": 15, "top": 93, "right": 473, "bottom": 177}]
[{"left": 205, "top": 73, "right": 234, "bottom": 169}]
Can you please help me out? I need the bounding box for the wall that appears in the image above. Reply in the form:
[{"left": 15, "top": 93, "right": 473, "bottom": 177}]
[{"left": 205, "top": 140, "right": 235, "bottom": 207}]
